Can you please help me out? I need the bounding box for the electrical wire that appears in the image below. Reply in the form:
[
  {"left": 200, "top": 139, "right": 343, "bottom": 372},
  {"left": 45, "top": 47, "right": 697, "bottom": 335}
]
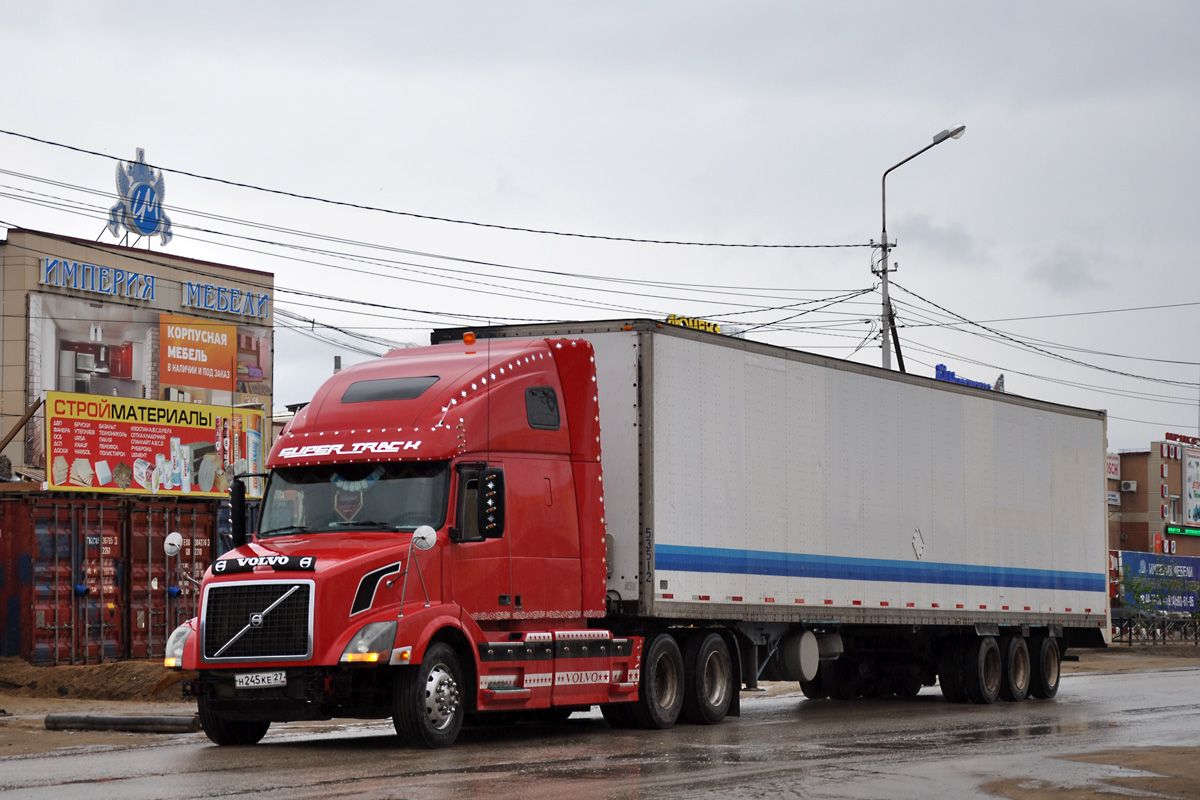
[
  {"left": 0, "top": 128, "right": 872, "bottom": 250},
  {"left": 890, "top": 281, "right": 1199, "bottom": 388}
]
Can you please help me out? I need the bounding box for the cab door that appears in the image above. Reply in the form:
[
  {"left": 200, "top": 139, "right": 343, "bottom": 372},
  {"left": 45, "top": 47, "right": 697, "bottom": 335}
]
[{"left": 448, "top": 464, "right": 512, "bottom": 621}]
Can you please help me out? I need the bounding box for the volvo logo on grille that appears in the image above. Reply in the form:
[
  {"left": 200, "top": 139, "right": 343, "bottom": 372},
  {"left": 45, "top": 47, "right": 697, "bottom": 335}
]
[{"left": 250, "top": 613, "right": 265, "bottom": 628}]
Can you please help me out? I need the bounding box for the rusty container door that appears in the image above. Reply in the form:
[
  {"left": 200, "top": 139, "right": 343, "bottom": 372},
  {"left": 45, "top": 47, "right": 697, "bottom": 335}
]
[
  {"left": 24, "top": 497, "right": 125, "bottom": 665},
  {"left": 128, "top": 502, "right": 214, "bottom": 659},
  {"left": 1, "top": 497, "right": 22, "bottom": 657},
  {"left": 3, "top": 491, "right": 219, "bottom": 664}
]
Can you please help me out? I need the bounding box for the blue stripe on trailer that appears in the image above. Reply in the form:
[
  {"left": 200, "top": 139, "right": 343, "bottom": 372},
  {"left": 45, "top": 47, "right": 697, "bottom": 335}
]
[{"left": 655, "top": 544, "right": 1106, "bottom": 593}]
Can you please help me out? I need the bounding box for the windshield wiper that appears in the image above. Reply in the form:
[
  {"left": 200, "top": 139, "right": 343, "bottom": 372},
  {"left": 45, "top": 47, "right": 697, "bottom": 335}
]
[
  {"left": 328, "top": 520, "right": 402, "bottom": 530},
  {"left": 258, "top": 525, "right": 313, "bottom": 537}
]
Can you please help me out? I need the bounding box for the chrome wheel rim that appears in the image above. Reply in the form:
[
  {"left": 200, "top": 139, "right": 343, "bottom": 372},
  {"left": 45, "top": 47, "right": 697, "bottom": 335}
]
[{"left": 424, "top": 663, "right": 460, "bottom": 731}]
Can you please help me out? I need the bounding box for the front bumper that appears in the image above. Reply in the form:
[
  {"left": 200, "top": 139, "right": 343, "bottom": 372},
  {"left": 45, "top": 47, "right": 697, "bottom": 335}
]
[{"left": 195, "top": 665, "right": 395, "bottom": 722}]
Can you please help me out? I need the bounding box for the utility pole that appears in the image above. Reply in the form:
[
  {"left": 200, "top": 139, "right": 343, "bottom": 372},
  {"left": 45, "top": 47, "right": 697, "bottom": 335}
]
[{"left": 876, "top": 125, "right": 966, "bottom": 370}]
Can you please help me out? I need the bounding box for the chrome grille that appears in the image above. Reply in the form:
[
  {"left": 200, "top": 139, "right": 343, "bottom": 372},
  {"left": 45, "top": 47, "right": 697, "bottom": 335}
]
[{"left": 202, "top": 581, "right": 314, "bottom": 661}]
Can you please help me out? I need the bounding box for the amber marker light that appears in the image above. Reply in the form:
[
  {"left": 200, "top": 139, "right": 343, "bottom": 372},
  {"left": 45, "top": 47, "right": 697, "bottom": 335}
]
[{"left": 342, "top": 652, "right": 383, "bottom": 663}]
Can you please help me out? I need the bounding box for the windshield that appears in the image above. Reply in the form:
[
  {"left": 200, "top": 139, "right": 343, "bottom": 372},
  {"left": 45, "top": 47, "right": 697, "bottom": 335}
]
[{"left": 258, "top": 461, "right": 450, "bottom": 537}]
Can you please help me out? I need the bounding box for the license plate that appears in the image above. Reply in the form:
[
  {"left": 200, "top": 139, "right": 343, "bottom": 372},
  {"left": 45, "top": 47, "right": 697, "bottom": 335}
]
[{"left": 235, "top": 670, "right": 287, "bottom": 689}]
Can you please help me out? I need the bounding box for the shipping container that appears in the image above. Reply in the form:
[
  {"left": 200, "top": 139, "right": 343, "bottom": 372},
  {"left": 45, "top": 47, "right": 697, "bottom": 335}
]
[{"left": 0, "top": 488, "right": 219, "bottom": 664}]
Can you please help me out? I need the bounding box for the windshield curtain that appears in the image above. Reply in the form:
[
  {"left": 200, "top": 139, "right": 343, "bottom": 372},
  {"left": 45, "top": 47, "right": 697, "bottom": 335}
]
[{"left": 258, "top": 461, "right": 450, "bottom": 537}]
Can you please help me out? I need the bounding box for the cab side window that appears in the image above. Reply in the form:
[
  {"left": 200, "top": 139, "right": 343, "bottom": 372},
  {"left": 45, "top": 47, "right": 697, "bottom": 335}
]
[
  {"left": 452, "top": 464, "right": 505, "bottom": 542},
  {"left": 456, "top": 471, "right": 481, "bottom": 542},
  {"left": 526, "top": 387, "right": 560, "bottom": 430}
]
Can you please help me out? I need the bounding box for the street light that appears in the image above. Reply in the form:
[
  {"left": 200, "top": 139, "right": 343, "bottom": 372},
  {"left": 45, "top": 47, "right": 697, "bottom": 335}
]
[{"left": 876, "top": 124, "right": 965, "bottom": 371}]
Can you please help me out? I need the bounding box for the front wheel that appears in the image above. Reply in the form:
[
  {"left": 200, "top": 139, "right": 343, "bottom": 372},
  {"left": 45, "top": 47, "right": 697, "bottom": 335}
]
[
  {"left": 393, "top": 642, "right": 465, "bottom": 748},
  {"left": 197, "top": 694, "right": 270, "bottom": 746}
]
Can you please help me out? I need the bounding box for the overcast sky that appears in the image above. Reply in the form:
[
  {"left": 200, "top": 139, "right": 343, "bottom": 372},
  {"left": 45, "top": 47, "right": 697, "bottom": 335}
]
[{"left": 1, "top": 1, "right": 1197, "bottom": 451}]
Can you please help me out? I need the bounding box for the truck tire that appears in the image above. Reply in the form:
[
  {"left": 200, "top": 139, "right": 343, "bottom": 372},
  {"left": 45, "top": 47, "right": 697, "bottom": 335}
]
[
  {"left": 799, "top": 669, "right": 828, "bottom": 699},
  {"left": 963, "top": 636, "right": 1001, "bottom": 705},
  {"left": 681, "top": 632, "right": 733, "bottom": 725},
  {"left": 628, "top": 633, "right": 684, "bottom": 729},
  {"left": 998, "top": 634, "right": 1031, "bottom": 702},
  {"left": 197, "top": 694, "right": 270, "bottom": 746},
  {"left": 938, "top": 639, "right": 967, "bottom": 703},
  {"left": 823, "top": 658, "right": 861, "bottom": 700},
  {"left": 393, "top": 642, "right": 465, "bottom": 748},
  {"left": 1028, "top": 636, "right": 1061, "bottom": 699}
]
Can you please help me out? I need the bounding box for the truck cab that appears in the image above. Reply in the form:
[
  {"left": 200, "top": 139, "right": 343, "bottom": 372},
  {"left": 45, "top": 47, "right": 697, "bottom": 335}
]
[{"left": 166, "top": 335, "right": 640, "bottom": 747}]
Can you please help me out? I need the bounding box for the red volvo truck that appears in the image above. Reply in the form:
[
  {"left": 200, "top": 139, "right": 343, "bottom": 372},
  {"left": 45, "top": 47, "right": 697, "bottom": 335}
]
[{"left": 165, "top": 320, "right": 1110, "bottom": 747}]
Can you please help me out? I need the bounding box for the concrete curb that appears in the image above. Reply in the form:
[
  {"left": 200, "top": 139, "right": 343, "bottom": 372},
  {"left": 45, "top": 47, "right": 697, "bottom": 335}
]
[{"left": 44, "top": 714, "right": 201, "bottom": 734}]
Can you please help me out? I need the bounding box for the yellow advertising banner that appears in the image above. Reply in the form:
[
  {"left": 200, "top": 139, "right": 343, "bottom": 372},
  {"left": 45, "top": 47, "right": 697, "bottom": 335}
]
[
  {"left": 159, "top": 313, "right": 237, "bottom": 393},
  {"left": 45, "top": 391, "right": 264, "bottom": 498}
]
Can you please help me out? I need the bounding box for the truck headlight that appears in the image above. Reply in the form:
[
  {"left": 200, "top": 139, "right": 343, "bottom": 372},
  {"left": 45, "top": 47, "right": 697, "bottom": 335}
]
[
  {"left": 164, "top": 622, "right": 193, "bottom": 669},
  {"left": 340, "top": 621, "right": 398, "bottom": 664}
]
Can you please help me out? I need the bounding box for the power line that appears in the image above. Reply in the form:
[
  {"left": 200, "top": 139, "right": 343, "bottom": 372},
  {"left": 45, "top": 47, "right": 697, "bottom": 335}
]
[
  {"left": 0, "top": 128, "right": 872, "bottom": 250},
  {"left": 1, "top": 176, "right": 877, "bottom": 320},
  {"left": 891, "top": 296, "right": 1200, "bottom": 367},
  {"left": 890, "top": 281, "right": 1199, "bottom": 388},
  {"left": 903, "top": 300, "right": 1200, "bottom": 329}
]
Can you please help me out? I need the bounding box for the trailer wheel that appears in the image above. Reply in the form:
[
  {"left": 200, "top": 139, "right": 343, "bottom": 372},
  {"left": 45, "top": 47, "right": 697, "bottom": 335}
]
[
  {"left": 393, "top": 642, "right": 465, "bottom": 748},
  {"left": 998, "top": 635, "right": 1031, "bottom": 702},
  {"left": 197, "top": 695, "right": 270, "bottom": 746},
  {"left": 628, "top": 633, "right": 684, "bottom": 729},
  {"left": 823, "top": 658, "right": 861, "bottom": 700},
  {"left": 963, "top": 636, "right": 1002, "bottom": 704},
  {"left": 799, "top": 669, "right": 828, "bottom": 699},
  {"left": 681, "top": 632, "right": 733, "bottom": 724},
  {"left": 1028, "top": 635, "right": 1061, "bottom": 699},
  {"left": 938, "top": 639, "right": 967, "bottom": 703}
]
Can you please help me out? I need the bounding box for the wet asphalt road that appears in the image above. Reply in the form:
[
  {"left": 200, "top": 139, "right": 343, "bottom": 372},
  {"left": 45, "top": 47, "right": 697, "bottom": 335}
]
[{"left": 4, "top": 664, "right": 1199, "bottom": 799}]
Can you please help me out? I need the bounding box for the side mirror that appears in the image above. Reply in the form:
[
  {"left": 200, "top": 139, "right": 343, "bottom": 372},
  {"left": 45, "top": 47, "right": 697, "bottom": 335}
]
[
  {"left": 412, "top": 525, "right": 438, "bottom": 551},
  {"left": 479, "top": 467, "right": 505, "bottom": 539},
  {"left": 164, "top": 531, "right": 184, "bottom": 558}
]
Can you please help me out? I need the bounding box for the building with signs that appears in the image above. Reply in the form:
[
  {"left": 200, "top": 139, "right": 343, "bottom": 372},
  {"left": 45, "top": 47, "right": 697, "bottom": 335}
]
[
  {"left": 1, "top": 228, "right": 274, "bottom": 484},
  {"left": 0, "top": 227, "right": 275, "bottom": 664},
  {"left": 1108, "top": 434, "right": 1200, "bottom": 557}
]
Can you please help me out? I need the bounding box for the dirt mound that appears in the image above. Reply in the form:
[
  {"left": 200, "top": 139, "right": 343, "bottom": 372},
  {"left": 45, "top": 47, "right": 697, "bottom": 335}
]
[{"left": 0, "top": 657, "right": 192, "bottom": 701}]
